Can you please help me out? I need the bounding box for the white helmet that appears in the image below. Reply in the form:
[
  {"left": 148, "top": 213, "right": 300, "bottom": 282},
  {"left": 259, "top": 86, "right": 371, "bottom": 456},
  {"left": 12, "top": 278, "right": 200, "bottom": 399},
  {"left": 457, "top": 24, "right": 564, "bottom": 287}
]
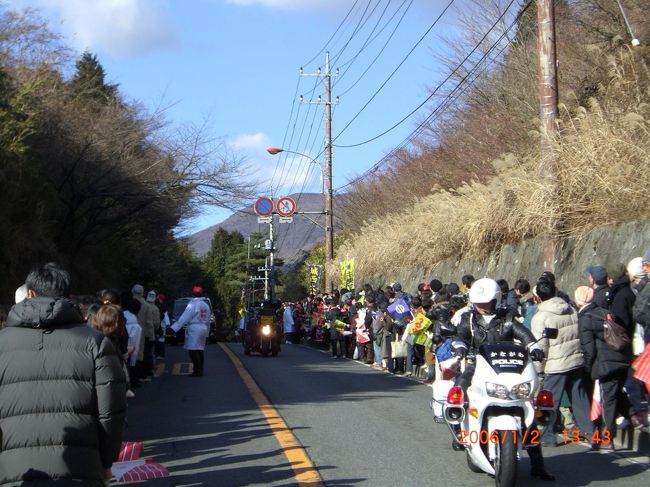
[{"left": 469, "top": 278, "right": 502, "bottom": 307}]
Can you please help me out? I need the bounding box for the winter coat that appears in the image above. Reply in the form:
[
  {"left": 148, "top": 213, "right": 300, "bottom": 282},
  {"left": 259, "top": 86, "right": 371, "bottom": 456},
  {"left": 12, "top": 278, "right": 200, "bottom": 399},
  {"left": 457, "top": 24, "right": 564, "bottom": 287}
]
[
  {"left": 633, "top": 277, "right": 650, "bottom": 331},
  {"left": 593, "top": 284, "right": 611, "bottom": 309},
  {"left": 531, "top": 297, "right": 583, "bottom": 374},
  {"left": 283, "top": 307, "right": 295, "bottom": 334},
  {"left": 134, "top": 295, "right": 155, "bottom": 341},
  {"left": 608, "top": 274, "right": 636, "bottom": 331},
  {"left": 171, "top": 297, "right": 211, "bottom": 351},
  {"left": 578, "top": 303, "right": 631, "bottom": 380},
  {"left": 0, "top": 297, "right": 127, "bottom": 486}
]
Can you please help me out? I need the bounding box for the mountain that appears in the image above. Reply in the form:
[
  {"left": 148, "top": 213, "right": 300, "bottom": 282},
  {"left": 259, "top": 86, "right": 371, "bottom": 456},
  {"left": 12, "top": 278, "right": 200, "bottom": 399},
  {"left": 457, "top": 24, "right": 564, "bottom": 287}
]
[{"left": 187, "top": 193, "right": 326, "bottom": 267}]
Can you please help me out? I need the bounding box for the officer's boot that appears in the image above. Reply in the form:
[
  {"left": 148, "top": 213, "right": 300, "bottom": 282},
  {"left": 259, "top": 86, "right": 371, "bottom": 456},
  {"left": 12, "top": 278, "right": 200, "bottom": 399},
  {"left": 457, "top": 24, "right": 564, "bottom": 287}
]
[{"left": 528, "top": 445, "right": 555, "bottom": 481}]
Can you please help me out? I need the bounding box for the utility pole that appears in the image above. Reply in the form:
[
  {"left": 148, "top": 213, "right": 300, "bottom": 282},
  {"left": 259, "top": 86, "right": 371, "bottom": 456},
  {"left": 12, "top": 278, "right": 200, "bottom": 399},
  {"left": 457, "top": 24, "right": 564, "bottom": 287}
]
[
  {"left": 297, "top": 53, "right": 337, "bottom": 293},
  {"left": 324, "top": 51, "right": 334, "bottom": 293},
  {"left": 268, "top": 220, "right": 275, "bottom": 300},
  {"left": 537, "top": 0, "right": 559, "bottom": 272}
]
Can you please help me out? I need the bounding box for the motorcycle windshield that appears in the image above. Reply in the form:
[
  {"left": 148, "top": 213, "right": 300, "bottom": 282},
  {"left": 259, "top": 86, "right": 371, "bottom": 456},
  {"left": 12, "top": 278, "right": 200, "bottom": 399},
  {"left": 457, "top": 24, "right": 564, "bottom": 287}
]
[{"left": 478, "top": 343, "right": 528, "bottom": 375}]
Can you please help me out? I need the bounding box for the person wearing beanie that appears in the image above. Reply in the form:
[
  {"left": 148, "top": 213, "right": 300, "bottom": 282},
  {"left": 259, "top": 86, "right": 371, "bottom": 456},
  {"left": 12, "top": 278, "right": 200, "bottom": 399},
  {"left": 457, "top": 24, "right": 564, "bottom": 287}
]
[
  {"left": 628, "top": 257, "right": 646, "bottom": 290},
  {"left": 577, "top": 284, "right": 633, "bottom": 448},
  {"left": 586, "top": 265, "right": 610, "bottom": 308},
  {"left": 633, "top": 249, "right": 650, "bottom": 346},
  {"left": 14, "top": 284, "right": 28, "bottom": 304}
]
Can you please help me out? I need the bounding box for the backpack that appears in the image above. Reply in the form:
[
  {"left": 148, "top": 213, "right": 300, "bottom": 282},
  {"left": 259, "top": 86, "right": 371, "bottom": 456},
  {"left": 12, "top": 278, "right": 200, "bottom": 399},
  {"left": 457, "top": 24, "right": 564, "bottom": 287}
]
[{"left": 591, "top": 309, "right": 631, "bottom": 352}]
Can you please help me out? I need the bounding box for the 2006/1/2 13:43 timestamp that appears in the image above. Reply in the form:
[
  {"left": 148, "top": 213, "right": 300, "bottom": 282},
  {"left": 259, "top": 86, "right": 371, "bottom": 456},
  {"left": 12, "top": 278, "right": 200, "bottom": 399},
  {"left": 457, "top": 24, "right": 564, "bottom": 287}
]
[
  {"left": 562, "top": 429, "right": 612, "bottom": 445},
  {"left": 458, "top": 429, "right": 540, "bottom": 445}
]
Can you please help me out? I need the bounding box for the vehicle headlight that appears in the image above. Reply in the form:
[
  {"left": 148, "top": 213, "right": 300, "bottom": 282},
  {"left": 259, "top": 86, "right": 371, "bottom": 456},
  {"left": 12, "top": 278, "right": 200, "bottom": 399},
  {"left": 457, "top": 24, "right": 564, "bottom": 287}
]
[
  {"left": 511, "top": 382, "right": 532, "bottom": 399},
  {"left": 486, "top": 382, "right": 509, "bottom": 399},
  {"left": 262, "top": 325, "right": 271, "bottom": 336}
]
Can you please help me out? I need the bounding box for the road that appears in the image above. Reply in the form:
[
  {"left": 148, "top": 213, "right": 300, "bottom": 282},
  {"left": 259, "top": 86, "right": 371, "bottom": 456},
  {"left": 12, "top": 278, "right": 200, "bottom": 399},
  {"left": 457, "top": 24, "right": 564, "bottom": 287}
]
[{"left": 121, "top": 341, "right": 650, "bottom": 486}]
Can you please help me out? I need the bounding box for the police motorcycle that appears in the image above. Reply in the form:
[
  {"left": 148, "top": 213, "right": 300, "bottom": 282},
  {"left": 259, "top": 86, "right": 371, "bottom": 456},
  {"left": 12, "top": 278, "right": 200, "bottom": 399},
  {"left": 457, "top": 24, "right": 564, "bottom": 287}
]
[
  {"left": 432, "top": 280, "right": 557, "bottom": 487},
  {"left": 243, "top": 300, "right": 282, "bottom": 357}
]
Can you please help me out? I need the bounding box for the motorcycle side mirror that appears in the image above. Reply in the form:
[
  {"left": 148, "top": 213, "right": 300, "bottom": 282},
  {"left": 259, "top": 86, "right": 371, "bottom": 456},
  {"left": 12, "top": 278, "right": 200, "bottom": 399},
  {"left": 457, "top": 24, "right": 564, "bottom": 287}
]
[{"left": 542, "top": 327, "right": 558, "bottom": 340}]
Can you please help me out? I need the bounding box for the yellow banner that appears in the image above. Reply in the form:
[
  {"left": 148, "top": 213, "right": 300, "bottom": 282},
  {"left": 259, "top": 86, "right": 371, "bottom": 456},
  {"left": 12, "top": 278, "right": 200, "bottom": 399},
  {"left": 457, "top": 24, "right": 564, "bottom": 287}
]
[
  {"left": 409, "top": 312, "right": 432, "bottom": 336},
  {"left": 340, "top": 258, "right": 355, "bottom": 290}
]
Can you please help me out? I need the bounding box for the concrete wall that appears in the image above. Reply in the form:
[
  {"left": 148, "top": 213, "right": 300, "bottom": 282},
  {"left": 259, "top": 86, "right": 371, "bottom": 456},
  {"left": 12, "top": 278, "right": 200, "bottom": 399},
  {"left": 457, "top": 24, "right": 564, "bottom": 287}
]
[{"left": 367, "top": 219, "right": 650, "bottom": 295}]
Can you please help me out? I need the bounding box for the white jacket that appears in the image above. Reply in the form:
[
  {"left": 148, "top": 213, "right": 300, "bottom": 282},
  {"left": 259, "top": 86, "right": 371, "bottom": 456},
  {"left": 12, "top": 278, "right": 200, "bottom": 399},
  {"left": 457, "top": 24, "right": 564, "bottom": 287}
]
[
  {"left": 124, "top": 310, "right": 142, "bottom": 367},
  {"left": 531, "top": 297, "right": 583, "bottom": 374},
  {"left": 172, "top": 298, "right": 211, "bottom": 350},
  {"left": 283, "top": 307, "right": 295, "bottom": 333}
]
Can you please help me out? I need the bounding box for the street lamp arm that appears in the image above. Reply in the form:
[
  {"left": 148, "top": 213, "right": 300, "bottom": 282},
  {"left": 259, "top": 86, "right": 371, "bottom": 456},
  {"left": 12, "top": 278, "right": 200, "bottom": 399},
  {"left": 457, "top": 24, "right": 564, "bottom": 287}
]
[{"left": 266, "top": 147, "right": 324, "bottom": 171}]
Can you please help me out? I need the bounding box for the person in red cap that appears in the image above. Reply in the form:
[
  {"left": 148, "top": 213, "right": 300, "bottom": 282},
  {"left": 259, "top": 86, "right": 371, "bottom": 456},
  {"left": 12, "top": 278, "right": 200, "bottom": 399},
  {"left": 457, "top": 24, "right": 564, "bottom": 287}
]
[{"left": 171, "top": 286, "right": 212, "bottom": 376}]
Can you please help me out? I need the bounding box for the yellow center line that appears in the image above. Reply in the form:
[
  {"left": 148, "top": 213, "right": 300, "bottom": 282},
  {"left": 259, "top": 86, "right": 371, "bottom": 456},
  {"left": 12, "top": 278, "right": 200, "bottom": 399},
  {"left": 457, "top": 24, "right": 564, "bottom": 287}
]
[{"left": 218, "top": 343, "right": 324, "bottom": 487}]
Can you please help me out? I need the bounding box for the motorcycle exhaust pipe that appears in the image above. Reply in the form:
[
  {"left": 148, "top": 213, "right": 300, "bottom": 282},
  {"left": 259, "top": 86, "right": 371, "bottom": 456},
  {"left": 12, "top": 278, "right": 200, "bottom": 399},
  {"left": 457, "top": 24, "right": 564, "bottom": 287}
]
[{"left": 444, "top": 406, "right": 465, "bottom": 424}]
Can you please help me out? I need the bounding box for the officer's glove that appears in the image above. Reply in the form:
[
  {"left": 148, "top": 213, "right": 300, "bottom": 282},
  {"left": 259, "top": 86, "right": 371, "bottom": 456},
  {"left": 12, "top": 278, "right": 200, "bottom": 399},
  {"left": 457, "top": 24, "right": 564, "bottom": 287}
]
[
  {"left": 454, "top": 347, "right": 467, "bottom": 360},
  {"left": 530, "top": 348, "right": 545, "bottom": 362}
]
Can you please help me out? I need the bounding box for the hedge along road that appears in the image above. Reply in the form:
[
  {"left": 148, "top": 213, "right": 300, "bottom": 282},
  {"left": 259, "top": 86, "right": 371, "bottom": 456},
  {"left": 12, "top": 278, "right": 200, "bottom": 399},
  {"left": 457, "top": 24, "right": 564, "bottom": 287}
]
[{"left": 122, "top": 342, "right": 650, "bottom": 486}]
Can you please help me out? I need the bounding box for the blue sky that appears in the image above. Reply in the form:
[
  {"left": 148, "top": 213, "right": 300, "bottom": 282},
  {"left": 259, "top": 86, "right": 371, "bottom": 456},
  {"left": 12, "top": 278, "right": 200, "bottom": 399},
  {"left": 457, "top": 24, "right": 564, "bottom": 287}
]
[{"left": 10, "top": 0, "right": 471, "bottom": 234}]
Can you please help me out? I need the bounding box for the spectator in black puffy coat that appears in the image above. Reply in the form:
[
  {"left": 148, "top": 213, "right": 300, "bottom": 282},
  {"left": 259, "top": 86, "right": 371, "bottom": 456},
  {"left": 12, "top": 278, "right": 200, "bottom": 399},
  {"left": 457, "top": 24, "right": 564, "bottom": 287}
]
[
  {"left": 606, "top": 263, "right": 636, "bottom": 331},
  {"left": 0, "top": 263, "right": 127, "bottom": 486},
  {"left": 576, "top": 286, "right": 631, "bottom": 447}
]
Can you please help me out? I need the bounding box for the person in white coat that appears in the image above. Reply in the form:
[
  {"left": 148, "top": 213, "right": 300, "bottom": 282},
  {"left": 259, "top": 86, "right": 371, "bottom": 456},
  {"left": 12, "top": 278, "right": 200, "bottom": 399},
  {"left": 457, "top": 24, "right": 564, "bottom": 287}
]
[
  {"left": 171, "top": 286, "right": 211, "bottom": 377},
  {"left": 283, "top": 303, "right": 295, "bottom": 344}
]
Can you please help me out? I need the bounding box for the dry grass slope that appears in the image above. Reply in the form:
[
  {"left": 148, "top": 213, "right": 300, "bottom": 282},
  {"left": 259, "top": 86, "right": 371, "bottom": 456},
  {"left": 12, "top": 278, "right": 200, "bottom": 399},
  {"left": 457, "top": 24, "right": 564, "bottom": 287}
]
[{"left": 329, "top": 49, "right": 650, "bottom": 284}]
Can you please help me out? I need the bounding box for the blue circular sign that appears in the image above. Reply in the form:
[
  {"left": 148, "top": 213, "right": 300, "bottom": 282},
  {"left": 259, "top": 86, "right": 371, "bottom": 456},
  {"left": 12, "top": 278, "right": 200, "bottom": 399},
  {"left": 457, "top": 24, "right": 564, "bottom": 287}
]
[{"left": 254, "top": 197, "right": 274, "bottom": 216}]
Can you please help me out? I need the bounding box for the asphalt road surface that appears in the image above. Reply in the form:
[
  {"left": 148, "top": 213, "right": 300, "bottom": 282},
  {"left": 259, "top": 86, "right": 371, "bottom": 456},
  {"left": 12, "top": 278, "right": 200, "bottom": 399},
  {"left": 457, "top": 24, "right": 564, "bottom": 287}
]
[{"left": 122, "top": 341, "right": 650, "bottom": 486}]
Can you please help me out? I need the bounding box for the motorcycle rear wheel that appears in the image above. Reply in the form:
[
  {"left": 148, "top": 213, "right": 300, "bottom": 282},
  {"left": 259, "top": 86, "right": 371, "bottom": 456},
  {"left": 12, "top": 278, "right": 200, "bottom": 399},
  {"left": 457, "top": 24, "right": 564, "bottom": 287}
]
[{"left": 494, "top": 430, "right": 517, "bottom": 487}]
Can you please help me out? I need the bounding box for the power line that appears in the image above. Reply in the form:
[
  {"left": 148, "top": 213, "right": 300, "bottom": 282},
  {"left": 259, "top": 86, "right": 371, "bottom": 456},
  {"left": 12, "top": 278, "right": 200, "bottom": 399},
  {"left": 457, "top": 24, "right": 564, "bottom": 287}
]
[
  {"left": 334, "top": 0, "right": 531, "bottom": 192},
  {"left": 301, "top": 0, "right": 362, "bottom": 68},
  {"left": 334, "top": 0, "right": 413, "bottom": 97},
  {"left": 333, "top": 0, "right": 517, "bottom": 149},
  {"left": 330, "top": 0, "right": 379, "bottom": 68},
  {"left": 269, "top": 74, "right": 302, "bottom": 197},
  {"left": 325, "top": 0, "right": 457, "bottom": 150}
]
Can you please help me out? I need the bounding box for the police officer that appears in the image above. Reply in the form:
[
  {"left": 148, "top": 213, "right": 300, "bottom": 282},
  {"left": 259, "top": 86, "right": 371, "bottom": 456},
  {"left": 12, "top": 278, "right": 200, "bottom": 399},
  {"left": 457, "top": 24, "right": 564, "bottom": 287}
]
[
  {"left": 171, "top": 286, "right": 212, "bottom": 377},
  {"left": 453, "top": 278, "right": 554, "bottom": 481}
]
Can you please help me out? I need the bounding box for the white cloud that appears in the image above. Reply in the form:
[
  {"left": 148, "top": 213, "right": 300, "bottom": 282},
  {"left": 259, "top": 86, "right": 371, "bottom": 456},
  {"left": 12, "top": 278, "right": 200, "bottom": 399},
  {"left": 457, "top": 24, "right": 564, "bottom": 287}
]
[
  {"left": 35, "top": 0, "right": 177, "bottom": 58},
  {"left": 229, "top": 132, "right": 272, "bottom": 152},
  {"left": 228, "top": 132, "right": 321, "bottom": 195},
  {"left": 225, "top": 0, "right": 352, "bottom": 13}
]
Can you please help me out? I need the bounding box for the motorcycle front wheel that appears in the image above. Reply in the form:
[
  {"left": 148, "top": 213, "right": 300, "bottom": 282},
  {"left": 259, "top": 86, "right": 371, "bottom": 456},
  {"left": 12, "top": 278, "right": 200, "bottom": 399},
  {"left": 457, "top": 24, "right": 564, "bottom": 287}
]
[
  {"left": 494, "top": 430, "right": 517, "bottom": 487},
  {"left": 466, "top": 451, "right": 482, "bottom": 473}
]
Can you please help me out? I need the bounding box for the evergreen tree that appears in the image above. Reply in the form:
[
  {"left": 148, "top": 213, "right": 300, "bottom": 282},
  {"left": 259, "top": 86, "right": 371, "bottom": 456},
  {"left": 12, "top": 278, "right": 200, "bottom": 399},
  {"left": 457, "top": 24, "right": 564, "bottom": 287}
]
[{"left": 69, "top": 51, "right": 117, "bottom": 101}]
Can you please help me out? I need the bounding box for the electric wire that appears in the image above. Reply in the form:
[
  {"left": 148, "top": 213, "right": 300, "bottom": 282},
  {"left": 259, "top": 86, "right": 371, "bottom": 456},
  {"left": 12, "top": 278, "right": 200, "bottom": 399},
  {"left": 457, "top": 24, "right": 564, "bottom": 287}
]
[
  {"left": 330, "top": 0, "right": 378, "bottom": 68},
  {"left": 301, "top": 0, "right": 361, "bottom": 69},
  {"left": 334, "top": 0, "right": 531, "bottom": 192},
  {"left": 269, "top": 74, "right": 302, "bottom": 197},
  {"left": 334, "top": 0, "right": 413, "bottom": 97},
  {"left": 333, "top": 0, "right": 517, "bottom": 149},
  {"left": 321, "top": 0, "right": 457, "bottom": 152}
]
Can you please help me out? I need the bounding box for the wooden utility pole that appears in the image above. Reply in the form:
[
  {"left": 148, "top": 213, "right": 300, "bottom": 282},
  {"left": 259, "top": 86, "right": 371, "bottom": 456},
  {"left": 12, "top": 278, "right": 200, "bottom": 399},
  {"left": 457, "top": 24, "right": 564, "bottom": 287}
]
[
  {"left": 324, "top": 51, "right": 334, "bottom": 293},
  {"left": 537, "top": 0, "right": 559, "bottom": 272}
]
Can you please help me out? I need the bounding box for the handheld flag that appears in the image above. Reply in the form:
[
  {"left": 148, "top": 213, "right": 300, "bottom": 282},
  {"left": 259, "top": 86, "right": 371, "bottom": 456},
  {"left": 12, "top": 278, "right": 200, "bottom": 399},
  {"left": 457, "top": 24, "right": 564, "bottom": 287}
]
[{"left": 387, "top": 298, "right": 410, "bottom": 320}]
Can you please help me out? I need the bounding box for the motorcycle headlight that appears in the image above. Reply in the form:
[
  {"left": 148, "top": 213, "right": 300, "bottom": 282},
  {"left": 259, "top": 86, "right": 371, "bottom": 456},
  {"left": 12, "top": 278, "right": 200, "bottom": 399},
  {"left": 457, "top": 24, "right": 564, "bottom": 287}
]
[
  {"left": 486, "top": 382, "right": 509, "bottom": 399},
  {"left": 511, "top": 382, "right": 532, "bottom": 399},
  {"left": 262, "top": 325, "right": 271, "bottom": 336}
]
